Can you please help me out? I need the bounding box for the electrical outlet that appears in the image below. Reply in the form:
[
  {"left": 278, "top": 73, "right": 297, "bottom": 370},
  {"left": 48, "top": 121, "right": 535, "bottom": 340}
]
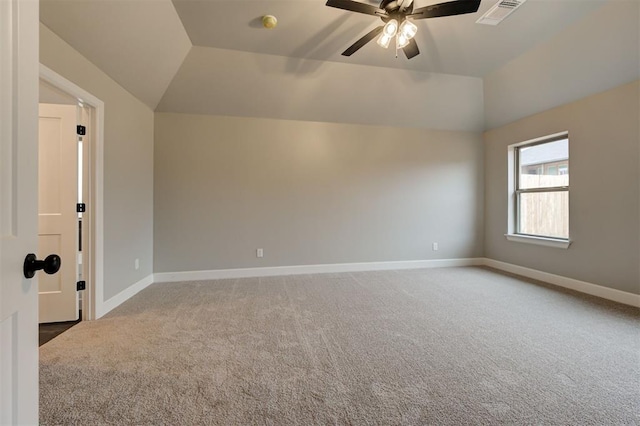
[
  {"left": 135, "top": 258, "right": 140, "bottom": 270},
  {"left": 432, "top": 242, "right": 439, "bottom": 251},
  {"left": 256, "top": 248, "right": 264, "bottom": 258}
]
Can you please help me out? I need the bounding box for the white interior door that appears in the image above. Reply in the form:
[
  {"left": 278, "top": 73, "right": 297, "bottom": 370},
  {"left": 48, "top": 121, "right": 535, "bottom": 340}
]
[
  {"left": 0, "top": 0, "right": 40, "bottom": 423},
  {"left": 38, "top": 104, "right": 78, "bottom": 323}
]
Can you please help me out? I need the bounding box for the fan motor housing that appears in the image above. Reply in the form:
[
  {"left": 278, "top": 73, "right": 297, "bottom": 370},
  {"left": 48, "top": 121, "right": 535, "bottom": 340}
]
[{"left": 380, "top": 0, "right": 414, "bottom": 22}]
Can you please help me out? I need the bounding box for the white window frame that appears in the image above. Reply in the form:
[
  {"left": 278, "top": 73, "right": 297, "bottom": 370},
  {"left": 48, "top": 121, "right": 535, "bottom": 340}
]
[{"left": 505, "top": 131, "right": 571, "bottom": 249}]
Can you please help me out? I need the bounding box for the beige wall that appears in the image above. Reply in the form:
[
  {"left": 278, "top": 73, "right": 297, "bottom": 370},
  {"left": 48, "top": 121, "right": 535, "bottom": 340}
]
[
  {"left": 154, "top": 113, "right": 484, "bottom": 273},
  {"left": 484, "top": 80, "right": 640, "bottom": 294},
  {"left": 40, "top": 24, "right": 154, "bottom": 300}
]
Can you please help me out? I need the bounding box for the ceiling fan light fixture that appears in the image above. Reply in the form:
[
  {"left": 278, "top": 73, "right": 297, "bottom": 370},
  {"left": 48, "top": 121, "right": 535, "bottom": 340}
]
[
  {"left": 399, "top": 19, "right": 417, "bottom": 39},
  {"left": 376, "top": 33, "right": 393, "bottom": 48},
  {"left": 396, "top": 33, "right": 410, "bottom": 49},
  {"left": 382, "top": 19, "right": 398, "bottom": 37},
  {"left": 327, "top": 0, "right": 481, "bottom": 59}
]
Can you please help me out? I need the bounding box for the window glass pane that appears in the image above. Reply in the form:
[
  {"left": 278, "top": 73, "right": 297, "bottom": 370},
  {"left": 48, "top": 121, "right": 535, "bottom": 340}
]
[
  {"left": 518, "top": 191, "right": 568, "bottom": 239},
  {"left": 519, "top": 139, "right": 568, "bottom": 189}
]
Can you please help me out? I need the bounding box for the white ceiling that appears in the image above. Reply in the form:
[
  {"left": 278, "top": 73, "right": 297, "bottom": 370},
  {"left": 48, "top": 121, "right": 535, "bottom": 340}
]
[
  {"left": 155, "top": 46, "right": 486, "bottom": 130},
  {"left": 171, "top": 0, "right": 606, "bottom": 77},
  {"left": 40, "top": 0, "right": 191, "bottom": 108},
  {"left": 40, "top": 0, "right": 627, "bottom": 129},
  {"left": 484, "top": 0, "right": 640, "bottom": 129}
]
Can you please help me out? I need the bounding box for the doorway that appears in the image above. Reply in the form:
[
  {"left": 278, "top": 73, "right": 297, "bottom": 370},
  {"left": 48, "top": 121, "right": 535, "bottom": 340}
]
[
  {"left": 37, "top": 98, "right": 81, "bottom": 319},
  {"left": 38, "top": 64, "right": 105, "bottom": 326},
  {"left": 37, "top": 95, "right": 84, "bottom": 343}
]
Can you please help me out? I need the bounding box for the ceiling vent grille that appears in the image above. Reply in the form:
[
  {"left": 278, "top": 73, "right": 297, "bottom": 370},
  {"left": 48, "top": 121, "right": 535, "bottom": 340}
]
[{"left": 476, "top": 0, "right": 527, "bottom": 26}]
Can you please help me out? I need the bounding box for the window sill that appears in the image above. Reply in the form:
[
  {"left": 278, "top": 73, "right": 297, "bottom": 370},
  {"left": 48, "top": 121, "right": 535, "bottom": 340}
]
[{"left": 504, "top": 234, "right": 571, "bottom": 249}]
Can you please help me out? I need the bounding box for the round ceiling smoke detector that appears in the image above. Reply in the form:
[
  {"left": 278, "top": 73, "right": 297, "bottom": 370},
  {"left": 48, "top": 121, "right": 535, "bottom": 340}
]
[{"left": 262, "top": 15, "right": 277, "bottom": 29}]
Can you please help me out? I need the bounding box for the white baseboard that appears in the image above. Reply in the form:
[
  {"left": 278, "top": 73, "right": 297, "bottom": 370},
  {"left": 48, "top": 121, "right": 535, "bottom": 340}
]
[
  {"left": 153, "top": 258, "right": 485, "bottom": 283},
  {"left": 96, "top": 274, "right": 154, "bottom": 318},
  {"left": 483, "top": 258, "right": 640, "bottom": 308},
  {"left": 95, "top": 259, "right": 638, "bottom": 318}
]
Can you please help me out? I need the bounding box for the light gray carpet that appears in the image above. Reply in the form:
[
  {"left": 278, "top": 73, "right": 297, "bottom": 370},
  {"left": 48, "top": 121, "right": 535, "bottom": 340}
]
[{"left": 40, "top": 267, "right": 640, "bottom": 425}]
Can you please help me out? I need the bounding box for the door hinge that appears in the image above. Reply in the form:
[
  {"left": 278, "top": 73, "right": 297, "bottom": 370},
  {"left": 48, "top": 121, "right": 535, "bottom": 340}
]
[
  {"left": 76, "top": 281, "right": 86, "bottom": 291},
  {"left": 77, "top": 125, "right": 86, "bottom": 136},
  {"left": 77, "top": 203, "right": 86, "bottom": 213}
]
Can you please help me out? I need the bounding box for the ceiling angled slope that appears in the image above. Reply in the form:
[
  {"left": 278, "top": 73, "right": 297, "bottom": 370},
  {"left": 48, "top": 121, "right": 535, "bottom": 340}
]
[
  {"left": 484, "top": 0, "right": 640, "bottom": 129},
  {"left": 155, "top": 46, "right": 485, "bottom": 132},
  {"left": 40, "top": 0, "right": 192, "bottom": 109},
  {"left": 39, "top": 0, "right": 617, "bottom": 131}
]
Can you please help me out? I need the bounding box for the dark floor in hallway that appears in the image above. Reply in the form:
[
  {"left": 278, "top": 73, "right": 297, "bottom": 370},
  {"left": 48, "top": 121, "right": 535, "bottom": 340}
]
[{"left": 39, "top": 314, "right": 81, "bottom": 346}]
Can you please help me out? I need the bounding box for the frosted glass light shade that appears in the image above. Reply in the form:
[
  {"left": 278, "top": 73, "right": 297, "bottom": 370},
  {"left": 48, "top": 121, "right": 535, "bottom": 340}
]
[
  {"left": 396, "top": 34, "right": 410, "bottom": 49},
  {"left": 399, "top": 20, "right": 417, "bottom": 39},
  {"left": 377, "top": 33, "right": 393, "bottom": 48},
  {"left": 383, "top": 19, "right": 398, "bottom": 37}
]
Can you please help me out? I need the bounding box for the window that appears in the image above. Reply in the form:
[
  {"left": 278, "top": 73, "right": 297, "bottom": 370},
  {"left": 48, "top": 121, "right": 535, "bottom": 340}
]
[{"left": 507, "top": 133, "right": 570, "bottom": 248}]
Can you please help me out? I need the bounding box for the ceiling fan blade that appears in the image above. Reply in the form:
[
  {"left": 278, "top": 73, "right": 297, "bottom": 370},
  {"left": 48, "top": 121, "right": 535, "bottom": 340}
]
[
  {"left": 408, "top": 0, "right": 481, "bottom": 19},
  {"left": 402, "top": 38, "right": 420, "bottom": 59},
  {"left": 326, "top": 0, "right": 388, "bottom": 17},
  {"left": 398, "top": 0, "right": 414, "bottom": 11},
  {"left": 342, "top": 25, "right": 385, "bottom": 56}
]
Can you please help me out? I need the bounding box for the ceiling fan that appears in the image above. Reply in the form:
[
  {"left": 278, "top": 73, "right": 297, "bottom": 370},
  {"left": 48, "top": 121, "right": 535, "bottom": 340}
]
[{"left": 326, "top": 0, "right": 481, "bottom": 59}]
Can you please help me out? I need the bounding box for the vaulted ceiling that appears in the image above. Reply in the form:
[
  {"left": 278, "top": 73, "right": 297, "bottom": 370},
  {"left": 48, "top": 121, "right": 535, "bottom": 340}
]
[
  {"left": 40, "top": 0, "right": 634, "bottom": 130},
  {"left": 170, "top": 0, "right": 605, "bottom": 77}
]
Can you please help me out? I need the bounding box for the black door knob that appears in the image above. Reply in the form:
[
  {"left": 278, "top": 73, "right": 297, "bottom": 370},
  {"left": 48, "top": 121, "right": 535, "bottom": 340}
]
[{"left": 23, "top": 253, "right": 61, "bottom": 279}]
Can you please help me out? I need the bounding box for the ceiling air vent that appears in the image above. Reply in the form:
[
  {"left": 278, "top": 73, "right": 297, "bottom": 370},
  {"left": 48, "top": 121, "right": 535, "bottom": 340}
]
[{"left": 476, "top": 0, "right": 527, "bottom": 26}]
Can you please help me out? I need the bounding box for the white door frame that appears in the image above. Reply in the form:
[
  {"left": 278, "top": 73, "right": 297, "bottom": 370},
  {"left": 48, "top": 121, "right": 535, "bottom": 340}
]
[{"left": 39, "top": 65, "right": 105, "bottom": 320}]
